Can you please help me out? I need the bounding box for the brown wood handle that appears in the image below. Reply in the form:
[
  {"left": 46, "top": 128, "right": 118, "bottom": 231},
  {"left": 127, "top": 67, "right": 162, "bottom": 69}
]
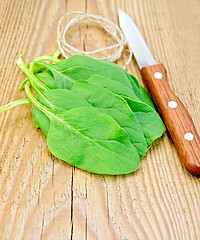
[{"left": 141, "top": 64, "right": 200, "bottom": 176}]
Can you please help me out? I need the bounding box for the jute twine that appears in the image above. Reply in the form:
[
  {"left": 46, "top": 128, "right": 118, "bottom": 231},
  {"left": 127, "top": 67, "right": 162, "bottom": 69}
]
[{"left": 57, "top": 12, "right": 132, "bottom": 69}]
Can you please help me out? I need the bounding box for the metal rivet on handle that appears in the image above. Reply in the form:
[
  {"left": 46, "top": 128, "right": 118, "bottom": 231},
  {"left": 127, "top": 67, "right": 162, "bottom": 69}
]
[
  {"left": 184, "top": 132, "right": 194, "bottom": 141},
  {"left": 168, "top": 101, "right": 178, "bottom": 109},
  {"left": 154, "top": 72, "right": 163, "bottom": 79}
]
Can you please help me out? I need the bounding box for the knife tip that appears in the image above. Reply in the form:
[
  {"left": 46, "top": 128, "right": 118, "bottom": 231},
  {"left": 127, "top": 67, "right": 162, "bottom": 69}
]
[{"left": 118, "top": 8, "right": 123, "bottom": 16}]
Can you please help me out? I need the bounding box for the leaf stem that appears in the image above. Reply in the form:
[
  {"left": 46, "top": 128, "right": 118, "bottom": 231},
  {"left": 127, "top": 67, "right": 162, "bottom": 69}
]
[
  {"left": 32, "top": 65, "right": 48, "bottom": 74},
  {"left": 25, "top": 65, "right": 47, "bottom": 74},
  {"left": 19, "top": 77, "right": 29, "bottom": 90},
  {"left": 53, "top": 49, "right": 62, "bottom": 59},
  {"left": 18, "top": 56, "right": 55, "bottom": 110},
  {"left": 17, "top": 56, "right": 49, "bottom": 91},
  {"left": 0, "top": 99, "right": 31, "bottom": 114},
  {"left": 33, "top": 55, "right": 60, "bottom": 63},
  {"left": 24, "top": 83, "right": 54, "bottom": 117},
  {"left": 29, "top": 79, "right": 56, "bottom": 111},
  {"left": 29, "top": 62, "right": 34, "bottom": 73},
  {"left": 19, "top": 62, "right": 36, "bottom": 90}
]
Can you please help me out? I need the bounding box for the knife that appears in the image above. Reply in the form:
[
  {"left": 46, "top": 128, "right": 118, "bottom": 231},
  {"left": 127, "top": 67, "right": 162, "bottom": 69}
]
[{"left": 118, "top": 9, "right": 200, "bottom": 176}]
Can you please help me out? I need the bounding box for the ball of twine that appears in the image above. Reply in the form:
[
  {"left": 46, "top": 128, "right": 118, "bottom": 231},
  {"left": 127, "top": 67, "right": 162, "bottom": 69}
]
[{"left": 57, "top": 12, "right": 132, "bottom": 69}]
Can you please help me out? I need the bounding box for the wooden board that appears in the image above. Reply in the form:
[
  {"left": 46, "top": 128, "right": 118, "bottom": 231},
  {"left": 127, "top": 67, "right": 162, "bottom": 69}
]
[{"left": 0, "top": 0, "right": 199, "bottom": 239}]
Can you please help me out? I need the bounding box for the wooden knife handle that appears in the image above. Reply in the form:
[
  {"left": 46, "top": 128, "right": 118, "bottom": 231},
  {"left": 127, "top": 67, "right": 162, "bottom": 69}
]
[{"left": 141, "top": 64, "right": 200, "bottom": 176}]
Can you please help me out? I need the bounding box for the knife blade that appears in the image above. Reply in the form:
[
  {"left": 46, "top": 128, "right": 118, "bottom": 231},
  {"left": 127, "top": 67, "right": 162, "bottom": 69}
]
[{"left": 118, "top": 9, "right": 200, "bottom": 176}]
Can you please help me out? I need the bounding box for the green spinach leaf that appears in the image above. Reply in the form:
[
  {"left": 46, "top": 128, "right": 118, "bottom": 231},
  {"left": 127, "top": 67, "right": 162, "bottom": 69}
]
[
  {"left": 26, "top": 83, "right": 140, "bottom": 175},
  {"left": 84, "top": 75, "right": 165, "bottom": 146},
  {"left": 31, "top": 60, "right": 165, "bottom": 152},
  {"left": 0, "top": 54, "right": 166, "bottom": 175},
  {"left": 33, "top": 84, "right": 148, "bottom": 157},
  {"left": 33, "top": 55, "right": 155, "bottom": 108}
]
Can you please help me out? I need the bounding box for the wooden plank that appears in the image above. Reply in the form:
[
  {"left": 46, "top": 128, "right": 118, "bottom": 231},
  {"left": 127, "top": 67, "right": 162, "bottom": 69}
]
[
  {"left": 0, "top": 0, "right": 200, "bottom": 239},
  {"left": 65, "top": 1, "right": 88, "bottom": 239},
  {"left": 66, "top": 0, "right": 200, "bottom": 239},
  {"left": 0, "top": 1, "right": 73, "bottom": 239}
]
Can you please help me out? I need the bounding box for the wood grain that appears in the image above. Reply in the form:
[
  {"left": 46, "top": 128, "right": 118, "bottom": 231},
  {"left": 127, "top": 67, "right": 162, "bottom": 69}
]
[{"left": 0, "top": 0, "right": 200, "bottom": 239}]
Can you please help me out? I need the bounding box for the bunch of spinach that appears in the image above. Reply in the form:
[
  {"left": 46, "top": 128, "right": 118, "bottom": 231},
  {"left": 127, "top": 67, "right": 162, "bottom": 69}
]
[{"left": 0, "top": 52, "right": 166, "bottom": 175}]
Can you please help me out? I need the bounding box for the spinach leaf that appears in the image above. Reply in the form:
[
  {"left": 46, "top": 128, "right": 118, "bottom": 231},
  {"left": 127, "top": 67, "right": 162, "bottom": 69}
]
[
  {"left": 26, "top": 84, "right": 140, "bottom": 175},
  {"left": 84, "top": 75, "right": 165, "bottom": 146},
  {"left": 97, "top": 59, "right": 156, "bottom": 109},
  {"left": 35, "top": 72, "right": 54, "bottom": 89},
  {"left": 32, "top": 63, "right": 165, "bottom": 152},
  {"left": 33, "top": 88, "right": 91, "bottom": 136},
  {"left": 128, "top": 74, "right": 156, "bottom": 110},
  {"left": 33, "top": 55, "right": 155, "bottom": 108},
  {"left": 0, "top": 54, "right": 166, "bottom": 175},
  {"left": 71, "top": 80, "right": 147, "bottom": 157},
  {"left": 69, "top": 55, "right": 156, "bottom": 108},
  {"left": 125, "top": 98, "right": 166, "bottom": 147},
  {"left": 33, "top": 83, "right": 148, "bottom": 157},
  {"left": 16, "top": 55, "right": 165, "bottom": 175},
  {"left": 32, "top": 74, "right": 165, "bottom": 155},
  {"left": 33, "top": 107, "right": 49, "bottom": 136}
]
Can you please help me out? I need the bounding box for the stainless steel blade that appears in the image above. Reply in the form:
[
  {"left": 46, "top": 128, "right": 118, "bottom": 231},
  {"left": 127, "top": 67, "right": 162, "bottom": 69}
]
[{"left": 118, "top": 9, "right": 157, "bottom": 69}]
